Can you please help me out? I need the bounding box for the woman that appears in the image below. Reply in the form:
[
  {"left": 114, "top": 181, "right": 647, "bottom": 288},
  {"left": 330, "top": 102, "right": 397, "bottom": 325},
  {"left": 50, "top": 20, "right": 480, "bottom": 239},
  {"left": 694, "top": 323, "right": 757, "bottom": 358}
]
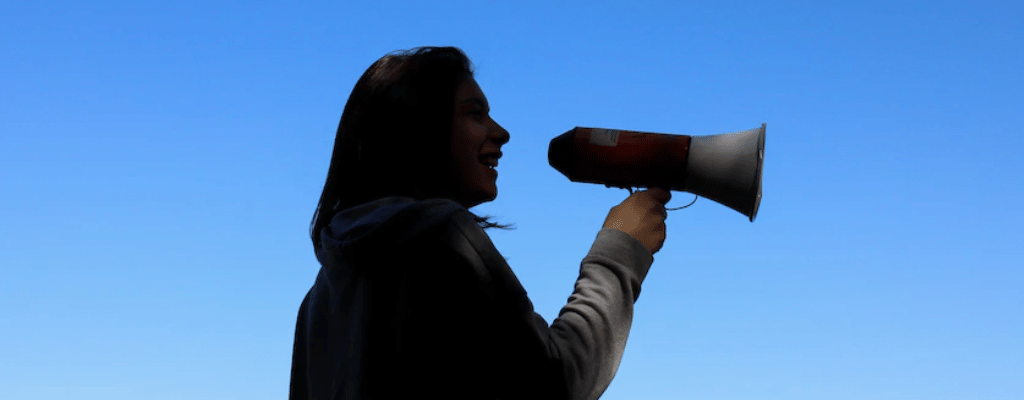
[{"left": 289, "top": 46, "right": 671, "bottom": 400}]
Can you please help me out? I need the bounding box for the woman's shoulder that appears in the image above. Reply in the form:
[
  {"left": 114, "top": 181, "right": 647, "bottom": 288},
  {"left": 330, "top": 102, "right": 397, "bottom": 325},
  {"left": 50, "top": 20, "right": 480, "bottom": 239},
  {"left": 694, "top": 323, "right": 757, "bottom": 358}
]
[{"left": 320, "top": 196, "right": 474, "bottom": 260}]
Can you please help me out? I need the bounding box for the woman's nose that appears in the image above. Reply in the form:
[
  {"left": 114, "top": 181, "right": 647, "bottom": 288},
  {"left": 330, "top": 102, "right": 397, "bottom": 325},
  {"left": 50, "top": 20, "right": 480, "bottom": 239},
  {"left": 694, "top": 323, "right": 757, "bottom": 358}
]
[{"left": 492, "top": 122, "right": 510, "bottom": 145}]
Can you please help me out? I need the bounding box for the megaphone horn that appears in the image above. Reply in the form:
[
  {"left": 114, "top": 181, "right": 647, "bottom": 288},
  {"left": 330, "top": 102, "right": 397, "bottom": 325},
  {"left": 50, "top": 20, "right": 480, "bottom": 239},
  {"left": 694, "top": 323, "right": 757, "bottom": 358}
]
[{"left": 686, "top": 123, "right": 766, "bottom": 221}]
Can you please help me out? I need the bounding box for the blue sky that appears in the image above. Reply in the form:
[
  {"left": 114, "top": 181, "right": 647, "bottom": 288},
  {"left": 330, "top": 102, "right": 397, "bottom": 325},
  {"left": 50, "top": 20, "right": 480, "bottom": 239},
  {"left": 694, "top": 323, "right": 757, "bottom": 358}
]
[{"left": 2, "top": 1, "right": 1022, "bottom": 399}]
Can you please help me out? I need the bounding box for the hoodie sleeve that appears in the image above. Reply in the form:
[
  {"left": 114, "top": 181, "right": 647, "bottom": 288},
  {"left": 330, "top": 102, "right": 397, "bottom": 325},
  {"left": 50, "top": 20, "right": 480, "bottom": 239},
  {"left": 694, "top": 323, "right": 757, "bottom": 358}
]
[
  {"left": 402, "top": 209, "right": 655, "bottom": 400},
  {"left": 545, "top": 226, "right": 655, "bottom": 399}
]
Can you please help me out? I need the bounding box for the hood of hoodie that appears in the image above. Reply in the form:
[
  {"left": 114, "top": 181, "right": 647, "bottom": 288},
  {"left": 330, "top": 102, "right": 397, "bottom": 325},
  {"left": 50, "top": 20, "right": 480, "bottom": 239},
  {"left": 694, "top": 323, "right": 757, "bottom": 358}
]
[{"left": 315, "top": 196, "right": 469, "bottom": 274}]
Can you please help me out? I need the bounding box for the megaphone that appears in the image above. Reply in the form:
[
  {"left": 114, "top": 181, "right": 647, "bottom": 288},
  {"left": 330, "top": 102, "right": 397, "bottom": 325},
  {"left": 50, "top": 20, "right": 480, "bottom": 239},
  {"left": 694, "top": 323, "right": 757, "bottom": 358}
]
[{"left": 548, "top": 123, "right": 766, "bottom": 222}]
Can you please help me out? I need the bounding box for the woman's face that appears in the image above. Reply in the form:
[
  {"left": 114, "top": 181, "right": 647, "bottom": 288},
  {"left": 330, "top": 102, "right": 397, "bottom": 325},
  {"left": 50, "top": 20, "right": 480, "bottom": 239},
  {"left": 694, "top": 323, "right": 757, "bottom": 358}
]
[{"left": 449, "top": 77, "right": 510, "bottom": 209}]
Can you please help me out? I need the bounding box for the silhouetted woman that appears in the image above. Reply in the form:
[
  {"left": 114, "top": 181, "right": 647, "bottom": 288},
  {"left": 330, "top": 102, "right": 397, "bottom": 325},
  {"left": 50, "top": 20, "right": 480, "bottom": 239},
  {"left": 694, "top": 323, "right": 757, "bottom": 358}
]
[{"left": 289, "top": 46, "right": 671, "bottom": 400}]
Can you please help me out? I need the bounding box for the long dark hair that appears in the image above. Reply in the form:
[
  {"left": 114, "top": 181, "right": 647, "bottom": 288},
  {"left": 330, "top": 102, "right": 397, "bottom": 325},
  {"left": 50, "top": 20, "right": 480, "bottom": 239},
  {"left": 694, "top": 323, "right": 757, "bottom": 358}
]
[{"left": 310, "top": 46, "right": 515, "bottom": 252}]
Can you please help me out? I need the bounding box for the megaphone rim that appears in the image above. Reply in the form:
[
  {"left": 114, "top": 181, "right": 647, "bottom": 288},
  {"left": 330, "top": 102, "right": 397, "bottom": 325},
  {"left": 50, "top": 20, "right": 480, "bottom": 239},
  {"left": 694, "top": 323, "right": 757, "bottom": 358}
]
[{"left": 748, "top": 123, "right": 766, "bottom": 222}]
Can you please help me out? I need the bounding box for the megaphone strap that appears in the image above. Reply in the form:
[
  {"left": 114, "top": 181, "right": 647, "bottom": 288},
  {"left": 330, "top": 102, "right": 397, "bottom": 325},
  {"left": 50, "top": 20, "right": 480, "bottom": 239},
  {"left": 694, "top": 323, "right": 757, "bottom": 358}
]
[
  {"left": 621, "top": 186, "right": 698, "bottom": 212},
  {"left": 666, "top": 194, "right": 698, "bottom": 211}
]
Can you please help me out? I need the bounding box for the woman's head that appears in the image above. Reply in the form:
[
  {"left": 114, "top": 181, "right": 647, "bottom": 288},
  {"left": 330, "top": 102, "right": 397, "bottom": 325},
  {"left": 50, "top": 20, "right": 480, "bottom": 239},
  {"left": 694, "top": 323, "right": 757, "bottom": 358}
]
[
  {"left": 449, "top": 75, "right": 511, "bottom": 209},
  {"left": 311, "top": 46, "right": 514, "bottom": 250}
]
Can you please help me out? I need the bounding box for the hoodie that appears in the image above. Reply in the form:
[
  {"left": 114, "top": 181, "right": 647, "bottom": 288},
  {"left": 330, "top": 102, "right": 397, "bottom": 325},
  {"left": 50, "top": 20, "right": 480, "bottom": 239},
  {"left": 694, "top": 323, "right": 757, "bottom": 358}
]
[{"left": 289, "top": 196, "right": 655, "bottom": 400}]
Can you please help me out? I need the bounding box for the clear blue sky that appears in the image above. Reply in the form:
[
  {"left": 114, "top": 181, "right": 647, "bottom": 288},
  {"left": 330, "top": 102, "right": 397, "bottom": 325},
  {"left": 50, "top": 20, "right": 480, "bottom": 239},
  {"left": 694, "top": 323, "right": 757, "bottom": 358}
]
[{"left": 2, "top": 1, "right": 1022, "bottom": 399}]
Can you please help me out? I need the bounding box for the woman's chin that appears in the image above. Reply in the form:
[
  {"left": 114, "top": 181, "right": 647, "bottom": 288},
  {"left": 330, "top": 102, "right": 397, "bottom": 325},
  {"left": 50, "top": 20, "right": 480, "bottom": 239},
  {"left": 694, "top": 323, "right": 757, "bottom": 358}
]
[{"left": 463, "top": 187, "right": 497, "bottom": 209}]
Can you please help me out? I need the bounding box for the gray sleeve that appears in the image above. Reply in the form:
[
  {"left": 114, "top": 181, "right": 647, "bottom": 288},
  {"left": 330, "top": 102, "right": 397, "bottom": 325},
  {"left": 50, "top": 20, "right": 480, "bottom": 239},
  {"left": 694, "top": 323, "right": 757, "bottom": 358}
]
[{"left": 546, "top": 227, "right": 654, "bottom": 400}]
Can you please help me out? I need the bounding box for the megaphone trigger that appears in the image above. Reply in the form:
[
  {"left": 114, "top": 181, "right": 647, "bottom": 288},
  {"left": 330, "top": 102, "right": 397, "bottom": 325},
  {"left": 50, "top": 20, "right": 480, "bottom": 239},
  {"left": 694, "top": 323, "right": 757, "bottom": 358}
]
[{"left": 602, "top": 183, "right": 635, "bottom": 194}]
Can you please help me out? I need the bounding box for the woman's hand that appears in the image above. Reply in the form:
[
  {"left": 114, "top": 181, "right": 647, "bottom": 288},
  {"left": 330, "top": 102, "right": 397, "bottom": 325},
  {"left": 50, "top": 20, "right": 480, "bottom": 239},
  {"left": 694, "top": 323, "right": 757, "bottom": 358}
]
[{"left": 602, "top": 187, "right": 672, "bottom": 255}]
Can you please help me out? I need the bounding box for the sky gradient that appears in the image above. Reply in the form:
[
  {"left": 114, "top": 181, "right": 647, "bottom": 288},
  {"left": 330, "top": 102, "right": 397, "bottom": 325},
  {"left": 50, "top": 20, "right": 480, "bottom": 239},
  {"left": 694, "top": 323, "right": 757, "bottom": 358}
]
[{"left": 2, "top": 1, "right": 1022, "bottom": 399}]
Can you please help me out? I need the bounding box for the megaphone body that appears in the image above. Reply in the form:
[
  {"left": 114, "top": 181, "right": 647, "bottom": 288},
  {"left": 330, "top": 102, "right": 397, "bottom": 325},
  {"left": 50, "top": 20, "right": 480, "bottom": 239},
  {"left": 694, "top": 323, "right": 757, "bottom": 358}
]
[{"left": 548, "top": 124, "right": 766, "bottom": 222}]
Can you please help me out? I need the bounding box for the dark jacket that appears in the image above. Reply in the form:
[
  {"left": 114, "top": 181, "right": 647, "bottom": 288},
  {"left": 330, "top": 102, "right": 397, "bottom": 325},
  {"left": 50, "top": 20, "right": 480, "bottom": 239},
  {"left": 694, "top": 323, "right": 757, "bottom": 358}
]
[{"left": 289, "top": 196, "right": 655, "bottom": 400}]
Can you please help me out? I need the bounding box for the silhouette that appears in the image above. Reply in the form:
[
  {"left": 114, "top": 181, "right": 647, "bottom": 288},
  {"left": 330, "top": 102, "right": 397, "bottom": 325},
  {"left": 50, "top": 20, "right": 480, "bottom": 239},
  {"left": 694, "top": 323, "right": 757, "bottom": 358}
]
[{"left": 289, "top": 46, "right": 669, "bottom": 400}]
